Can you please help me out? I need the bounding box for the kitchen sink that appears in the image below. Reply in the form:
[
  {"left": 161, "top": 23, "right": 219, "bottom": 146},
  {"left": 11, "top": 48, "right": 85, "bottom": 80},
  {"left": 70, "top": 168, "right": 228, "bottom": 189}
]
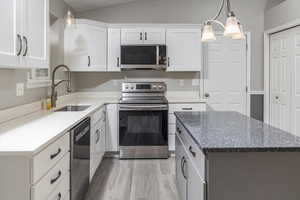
[{"left": 55, "top": 105, "right": 91, "bottom": 112}]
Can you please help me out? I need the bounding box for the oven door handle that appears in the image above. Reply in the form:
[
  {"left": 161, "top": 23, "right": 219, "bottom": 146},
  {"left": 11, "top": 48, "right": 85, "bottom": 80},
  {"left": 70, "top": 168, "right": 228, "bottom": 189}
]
[{"left": 119, "top": 105, "right": 168, "bottom": 111}]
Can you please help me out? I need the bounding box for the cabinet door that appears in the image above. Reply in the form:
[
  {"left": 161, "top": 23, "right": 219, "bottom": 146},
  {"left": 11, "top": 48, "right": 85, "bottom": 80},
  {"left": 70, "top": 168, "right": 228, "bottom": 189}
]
[
  {"left": 175, "top": 135, "right": 188, "bottom": 200},
  {"left": 107, "top": 28, "right": 121, "bottom": 71},
  {"left": 106, "top": 104, "right": 119, "bottom": 152},
  {"left": 188, "top": 161, "right": 205, "bottom": 200},
  {"left": 24, "top": 0, "right": 49, "bottom": 68},
  {"left": 121, "top": 28, "right": 144, "bottom": 45},
  {"left": 90, "top": 124, "right": 99, "bottom": 180},
  {"left": 87, "top": 25, "right": 107, "bottom": 71},
  {"left": 0, "top": 0, "right": 22, "bottom": 68},
  {"left": 143, "top": 28, "right": 165, "bottom": 44},
  {"left": 166, "top": 29, "right": 202, "bottom": 71}
]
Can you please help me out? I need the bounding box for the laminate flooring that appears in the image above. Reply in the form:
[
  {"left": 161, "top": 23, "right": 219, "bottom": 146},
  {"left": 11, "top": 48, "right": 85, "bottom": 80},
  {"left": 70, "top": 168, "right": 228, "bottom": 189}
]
[{"left": 85, "top": 157, "right": 180, "bottom": 200}]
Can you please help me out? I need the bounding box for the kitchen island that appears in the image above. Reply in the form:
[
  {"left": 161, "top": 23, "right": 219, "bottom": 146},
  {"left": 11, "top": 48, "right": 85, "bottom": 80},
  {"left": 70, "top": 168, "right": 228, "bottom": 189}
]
[{"left": 174, "top": 111, "right": 300, "bottom": 200}]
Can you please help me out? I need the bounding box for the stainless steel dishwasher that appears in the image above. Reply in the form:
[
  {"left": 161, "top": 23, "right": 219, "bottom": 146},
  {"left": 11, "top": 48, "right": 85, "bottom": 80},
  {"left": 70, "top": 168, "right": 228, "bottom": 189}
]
[{"left": 70, "top": 118, "right": 90, "bottom": 200}]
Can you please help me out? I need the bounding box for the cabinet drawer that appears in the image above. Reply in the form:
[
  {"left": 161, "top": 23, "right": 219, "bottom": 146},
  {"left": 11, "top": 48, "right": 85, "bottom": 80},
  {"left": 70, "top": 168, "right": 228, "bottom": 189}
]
[
  {"left": 32, "top": 133, "right": 70, "bottom": 183},
  {"left": 176, "top": 121, "right": 205, "bottom": 180},
  {"left": 91, "top": 107, "right": 105, "bottom": 126},
  {"left": 169, "top": 103, "right": 206, "bottom": 114},
  {"left": 32, "top": 153, "right": 70, "bottom": 200},
  {"left": 47, "top": 173, "right": 70, "bottom": 200}
]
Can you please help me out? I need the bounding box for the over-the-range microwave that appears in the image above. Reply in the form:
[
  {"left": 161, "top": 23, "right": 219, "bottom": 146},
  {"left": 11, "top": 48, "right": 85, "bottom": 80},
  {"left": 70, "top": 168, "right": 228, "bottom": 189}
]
[{"left": 120, "top": 45, "right": 167, "bottom": 70}]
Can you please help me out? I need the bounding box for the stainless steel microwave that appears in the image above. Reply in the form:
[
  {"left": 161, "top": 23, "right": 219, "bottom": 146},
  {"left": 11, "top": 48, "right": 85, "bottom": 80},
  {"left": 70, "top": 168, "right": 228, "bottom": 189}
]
[{"left": 120, "top": 45, "right": 167, "bottom": 70}]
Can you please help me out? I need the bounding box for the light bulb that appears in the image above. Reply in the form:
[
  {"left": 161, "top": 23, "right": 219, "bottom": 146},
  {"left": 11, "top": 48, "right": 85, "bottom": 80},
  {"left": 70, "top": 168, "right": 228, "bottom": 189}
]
[
  {"left": 224, "top": 16, "right": 241, "bottom": 37},
  {"left": 66, "top": 11, "right": 75, "bottom": 27},
  {"left": 232, "top": 23, "right": 245, "bottom": 40},
  {"left": 201, "top": 23, "right": 216, "bottom": 42}
]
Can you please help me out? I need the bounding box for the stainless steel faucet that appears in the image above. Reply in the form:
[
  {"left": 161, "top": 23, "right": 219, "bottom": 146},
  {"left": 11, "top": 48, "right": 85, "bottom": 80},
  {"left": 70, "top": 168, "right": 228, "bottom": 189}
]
[{"left": 51, "top": 64, "right": 71, "bottom": 108}]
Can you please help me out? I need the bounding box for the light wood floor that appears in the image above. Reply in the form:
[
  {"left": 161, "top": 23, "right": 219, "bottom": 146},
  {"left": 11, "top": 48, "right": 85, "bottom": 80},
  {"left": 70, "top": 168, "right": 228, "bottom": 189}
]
[{"left": 85, "top": 157, "right": 180, "bottom": 200}]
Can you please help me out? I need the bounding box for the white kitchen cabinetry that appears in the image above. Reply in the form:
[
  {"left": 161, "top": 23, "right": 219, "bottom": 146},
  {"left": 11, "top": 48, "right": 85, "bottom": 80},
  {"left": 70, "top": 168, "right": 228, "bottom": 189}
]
[
  {"left": 166, "top": 28, "right": 202, "bottom": 71},
  {"left": 0, "top": 133, "right": 70, "bottom": 200},
  {"left": 121, "top": 27, "right": 165, "bottom": 45},
  {"left": 169, "top": 103, "right": 206, "bottom": 151},
  {"left": 90, "top": 106, "right": 106, "bottom": 180},
  {"left": 65, "top": 21, "right": 107, "bottom": 72},
  {"left": 107, "top": 28, "right": 121, "bottom": 72},
  {"left": 0, "top": 0, "right": 49, "bottom": 69},
  {"left": 106, "top": 104, "right": 119, "bottom": 152}
]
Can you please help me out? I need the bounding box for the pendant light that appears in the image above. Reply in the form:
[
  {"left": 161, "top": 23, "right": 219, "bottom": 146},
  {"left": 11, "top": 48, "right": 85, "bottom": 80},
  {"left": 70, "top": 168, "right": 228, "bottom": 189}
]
[
  {"left": 201, "top": 0, "right": 244, "bottom": 42},
  {"left": 65, "top": 10, "right": 75, "bottom": 27}
]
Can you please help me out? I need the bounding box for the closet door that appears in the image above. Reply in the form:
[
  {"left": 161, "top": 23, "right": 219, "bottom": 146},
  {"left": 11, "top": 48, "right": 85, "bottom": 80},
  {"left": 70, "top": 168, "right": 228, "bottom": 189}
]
[
  {"left": 290, "top": 26, "right": 300, "bottom": 136},
  {"left": 269, "top": 31, "right": 291, "bottom": 132}
]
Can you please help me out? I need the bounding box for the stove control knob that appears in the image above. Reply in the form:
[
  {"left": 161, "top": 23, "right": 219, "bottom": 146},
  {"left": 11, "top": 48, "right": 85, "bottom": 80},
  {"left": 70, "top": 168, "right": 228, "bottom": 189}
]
[
  {"left": 158, "top": 85, "right": 163, "bottom": 90},
  {"left": 153, "top": 85, "right": 157, "bottom": 89}
]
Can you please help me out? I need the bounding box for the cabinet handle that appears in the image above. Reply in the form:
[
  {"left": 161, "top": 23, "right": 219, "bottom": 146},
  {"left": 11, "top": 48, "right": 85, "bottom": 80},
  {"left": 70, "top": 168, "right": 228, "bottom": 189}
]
[
  {"left": 181, "top": 156, "right": 187, "bottom": 179},
  {"left": 57, "top": 193, "right": 62, "bottom": 200},
  {"left": 204, "top": 93, "right": 210, "bottom": 98},
  {"left": 140, "top": 32, "right": 143, "bottom": 40},
  {"left": 189, "top": 146, "right": 196, "bottom": 157},
  {"left": 16, "top": 34, "right": 22, "bottom": 56},
  {"left": 275, "top": 96, "right": 279, "bottom": 100},
  {"left": 50, "top": 171, "right": 62, "bottom": 184},
  {"left": 145, "top": 32, "right": 148, "bottom": 40},
  {"left": 182, "top": 108, "right": 193, "bottom": 111},
  {"left": 88, "top": 56, "right": 91, "bottom": 67},
  {"left": 167, "top": 57, "right": 170, "bottom": 67},
  {"left": 117, "top": 57, "right": 120, "bottom": 67},
  {"left": 50, "top": 148, "right": 61, "bottom": 160},
  {"left": 22, "top": 36, "right": 28, "bottom": 56},
  {"left": 176, "top": 127, "right": 182, "bottom": 134},
  {"left": 96, "top": 129, "right": 100, "bottom": 144}
]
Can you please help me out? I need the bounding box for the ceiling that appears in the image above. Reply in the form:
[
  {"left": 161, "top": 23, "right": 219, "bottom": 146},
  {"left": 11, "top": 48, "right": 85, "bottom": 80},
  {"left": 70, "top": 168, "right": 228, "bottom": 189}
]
[{"left": 64, "top": 0, "right": 142, "bottom": 12}]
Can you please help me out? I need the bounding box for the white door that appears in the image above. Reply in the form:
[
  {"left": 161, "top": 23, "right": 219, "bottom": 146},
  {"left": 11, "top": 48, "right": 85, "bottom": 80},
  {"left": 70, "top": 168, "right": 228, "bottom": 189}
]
[
  {"left": 203, "top": 36, "right": 247, "bottom": 114},
  {"left": 166, "top": 28, "right": 202, "bottom": 71},
  {"left": 107, "top": 28, "right": 121, "bottom": 71},
  {"left": 23, "top": 0, "right": 49, "bottom": 68},
  {"left": 0, "top": 0, "right": 22, "bottom": 68},
  {"left": 121, "top": 28, "right": 144, "bottom": 45},
  {"left": 143, "top": 28, "right": 165, "bottom": 44},
  {"left": 291, "top": 27, "right": 300, "bottom": 136},
  {"left": 269, "top": 31, "right": 291, "bottom": 132},
  {"left": 87, "top": 24, "right": 107, "bottom": 71}
]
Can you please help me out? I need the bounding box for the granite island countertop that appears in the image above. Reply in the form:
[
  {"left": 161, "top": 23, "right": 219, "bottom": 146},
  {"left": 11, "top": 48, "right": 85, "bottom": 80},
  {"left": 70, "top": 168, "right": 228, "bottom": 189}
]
[{"left": 174, "top": 111, "right": 300, "bottom": 153}]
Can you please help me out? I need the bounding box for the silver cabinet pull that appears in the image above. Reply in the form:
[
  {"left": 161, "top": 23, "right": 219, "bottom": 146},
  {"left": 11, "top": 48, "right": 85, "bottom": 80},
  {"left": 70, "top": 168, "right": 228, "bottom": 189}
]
[
  {"left": 145, "top": 32, "right": 148, "bottom": 40},
  {"left": 189, "top": 146, "right": 196, "bottom": 157},
  {"left": 117, "top": 57, "right": 120, "bottom": 67},
  {"left": 182, "top": 108, "right": 193, "bottom": 111},
  {"left": 275, "top": 96, "right": 279, "bottom": 100},
  {"left": 88, "top": 56, "right": 91, "bottom": 67},
  {"left": 50, "top": 148, "right": 61, "bottom": 160},
  {"left": 50, "top": 171, "right": 62, "bottom": 184},
  {"left": 22, "top": 36, "right": 28, "bottom": 56},
  {"left": 16, "top": 34, "right": 22, "bottom": 56},
  {"left": 176, "top": 127, "right": 182, "bottom": 134},
  {"left": 140, "top": 32, "right": 143, "bottom": 40},
  {"left": 57, "top": 193, "right": 62, "bottom": 200},
  {"left": 167, "top": 57, "right": 170, "bottom": 67},
  {"left": 204, "top": 93, "right": 210, "bottom": 98},
  {"left": 181, "top": 156, "right": 187, "bottom": 179},
  {"left": 96, "top": 129, "right": 100, "bottom": 144}
]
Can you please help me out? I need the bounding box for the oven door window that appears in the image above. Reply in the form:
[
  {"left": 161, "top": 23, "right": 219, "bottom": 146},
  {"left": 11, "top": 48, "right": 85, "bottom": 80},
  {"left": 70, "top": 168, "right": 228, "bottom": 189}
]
[
  {"left": 121, "top": 46, "right": 157, "bottom": 65},
  {"left": 119, "top": 110, "right": 168, "bottom": 146}
]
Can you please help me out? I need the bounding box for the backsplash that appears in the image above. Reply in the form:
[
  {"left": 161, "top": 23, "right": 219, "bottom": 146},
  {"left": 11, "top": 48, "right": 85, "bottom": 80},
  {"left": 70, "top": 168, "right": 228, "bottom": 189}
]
[{"left": 72, "top": 71, "right": 201, "bottom": 93}]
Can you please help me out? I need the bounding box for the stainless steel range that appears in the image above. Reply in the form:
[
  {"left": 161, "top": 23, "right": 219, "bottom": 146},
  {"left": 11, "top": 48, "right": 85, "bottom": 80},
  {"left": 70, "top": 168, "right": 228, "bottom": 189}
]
[{"left": 119, "top": 82, "right": 169, "bottom": 159}]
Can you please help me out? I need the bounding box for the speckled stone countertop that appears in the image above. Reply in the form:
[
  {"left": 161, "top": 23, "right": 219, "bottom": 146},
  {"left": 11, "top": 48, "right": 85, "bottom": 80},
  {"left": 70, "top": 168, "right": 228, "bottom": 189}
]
[{"left": 174, "top": 111, "right": 300, "bottom": 153}]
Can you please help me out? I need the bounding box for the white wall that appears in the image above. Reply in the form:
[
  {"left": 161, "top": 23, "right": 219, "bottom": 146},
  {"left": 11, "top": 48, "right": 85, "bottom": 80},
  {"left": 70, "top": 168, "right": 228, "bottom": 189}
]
[
  {"left": 77, "top": 0, "right": 268, "bottom": 91},
  {"left": 265, "top": 0, "right": 300, "bottom": 30}
]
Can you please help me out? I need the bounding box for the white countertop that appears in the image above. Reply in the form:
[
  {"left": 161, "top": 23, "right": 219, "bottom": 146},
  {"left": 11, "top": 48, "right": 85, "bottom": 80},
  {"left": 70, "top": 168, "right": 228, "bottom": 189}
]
[{"left": 0, "top": 92, "right": 205, "bottom": 156}]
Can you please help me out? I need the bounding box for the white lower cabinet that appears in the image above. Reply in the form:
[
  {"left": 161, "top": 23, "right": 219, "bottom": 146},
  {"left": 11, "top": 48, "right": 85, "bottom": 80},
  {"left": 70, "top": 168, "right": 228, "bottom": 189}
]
[
  {"left": 90, "top": 106, "right": 106, "bottom": 181},
  {"left": 106, "top": 104, "right": 119, "bottom": 152},
  {"left": 169, "top": 103, "right": 206, "bottom": 151}
]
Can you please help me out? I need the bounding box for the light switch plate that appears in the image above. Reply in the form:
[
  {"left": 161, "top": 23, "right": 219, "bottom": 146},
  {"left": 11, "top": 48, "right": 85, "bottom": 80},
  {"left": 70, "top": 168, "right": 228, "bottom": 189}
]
[{"left": 16, "top": 83, "right": 24, "bottom": 97}]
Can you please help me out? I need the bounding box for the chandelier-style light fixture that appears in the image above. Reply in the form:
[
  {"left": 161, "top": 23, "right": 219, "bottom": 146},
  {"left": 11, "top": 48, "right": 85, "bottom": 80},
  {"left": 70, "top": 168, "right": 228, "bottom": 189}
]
[
  {"left": 201, "top": 0, "right": 245, "bottom": 42},
  {"left": 65, "top": 10, "right": 76, "bottom": 27}
]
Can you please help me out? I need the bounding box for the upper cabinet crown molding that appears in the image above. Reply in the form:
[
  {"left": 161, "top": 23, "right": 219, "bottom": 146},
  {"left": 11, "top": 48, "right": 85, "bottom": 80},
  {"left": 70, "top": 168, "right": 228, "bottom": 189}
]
[{"left": 0, "top": 0, "right": 49, "bottom": 69}]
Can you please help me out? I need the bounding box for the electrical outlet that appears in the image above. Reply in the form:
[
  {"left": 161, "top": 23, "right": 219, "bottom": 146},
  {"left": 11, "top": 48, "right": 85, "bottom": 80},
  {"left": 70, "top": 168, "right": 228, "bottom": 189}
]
[
  {"left": 192, "top": 79, "right": 200, "bottom": 86},
  {"left": 179, "top": 80, "right": 184, "bottom": 87},
  {"left": 16, "top": 83, "right": 24, "bottom": 97}
]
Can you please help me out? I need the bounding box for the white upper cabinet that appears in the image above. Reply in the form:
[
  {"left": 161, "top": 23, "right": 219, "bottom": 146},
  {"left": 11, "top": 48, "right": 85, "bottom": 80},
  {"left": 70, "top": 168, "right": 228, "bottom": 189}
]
[
  {"left": 166, "top": 28, "right": 202, "bottom": 71},
  {"left": 107, "top": 28, "right": 121, "bottom": 72},
  {"left": 121, "top": 27, "right": 165, "bottom": 45},
  {"left": 23, "top": 0, "right": 49, "bottom": 68},
  {"left": 0, "top": 0, "right": 49, "bottom": 69},
  {"left": 65, "top": 20, "right": 107, "bottom": 71}
]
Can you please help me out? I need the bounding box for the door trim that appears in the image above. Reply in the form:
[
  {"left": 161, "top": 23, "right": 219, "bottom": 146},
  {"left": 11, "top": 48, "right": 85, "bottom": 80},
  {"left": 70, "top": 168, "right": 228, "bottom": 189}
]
[
  {"left": 264, "top": 19, "right": 300, "bottom": 124},
  {"left": 200, "top": 32, "right": 251, "bottom": 116}
]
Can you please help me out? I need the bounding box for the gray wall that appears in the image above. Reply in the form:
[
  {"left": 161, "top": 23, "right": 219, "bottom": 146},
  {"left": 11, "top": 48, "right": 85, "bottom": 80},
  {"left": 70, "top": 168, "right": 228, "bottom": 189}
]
[
  {"left": 265, "top": 0, "right": 300, "bottom": 30},
  {"left": 0, "top": 0, "right": 71, "bottom": 110},
  {"left": 78, "top": 0, "right": 268, "bottom": 91},
  {"left": 265, "top": 0, "right": 286, "bottom": 10}
]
